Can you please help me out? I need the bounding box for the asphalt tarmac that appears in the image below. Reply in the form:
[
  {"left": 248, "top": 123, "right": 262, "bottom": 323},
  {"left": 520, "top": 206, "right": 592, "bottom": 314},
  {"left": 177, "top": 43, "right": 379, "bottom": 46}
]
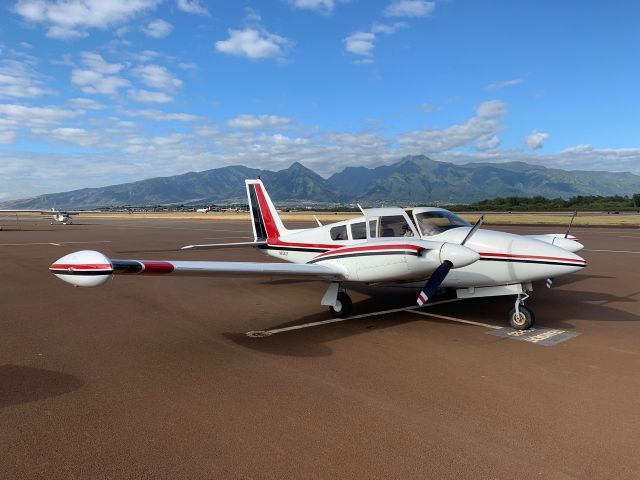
[{"left": 1, "top": 217, "right": 639, "bottom": 479}]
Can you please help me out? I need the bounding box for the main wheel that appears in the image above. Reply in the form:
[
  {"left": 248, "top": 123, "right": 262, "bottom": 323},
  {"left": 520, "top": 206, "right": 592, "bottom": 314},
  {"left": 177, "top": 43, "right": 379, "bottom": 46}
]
[
  {"left": 508, "top": 305, "right": 535, "bottom": 330},
  {"left": 329, "top": 292, "right": 353, "bottom": 318}
]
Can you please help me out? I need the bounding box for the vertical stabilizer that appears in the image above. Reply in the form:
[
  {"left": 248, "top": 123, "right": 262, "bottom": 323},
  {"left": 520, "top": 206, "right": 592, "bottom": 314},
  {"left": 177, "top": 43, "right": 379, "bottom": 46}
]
[{"left": 245, "top": 179, "right": 289, "bottom": 241}]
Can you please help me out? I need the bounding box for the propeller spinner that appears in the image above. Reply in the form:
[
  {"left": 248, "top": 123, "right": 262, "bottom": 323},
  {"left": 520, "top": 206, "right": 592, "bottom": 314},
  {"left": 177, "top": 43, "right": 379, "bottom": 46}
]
[{"left": 416, "top": 215, "right": 484, "bottom": 306}]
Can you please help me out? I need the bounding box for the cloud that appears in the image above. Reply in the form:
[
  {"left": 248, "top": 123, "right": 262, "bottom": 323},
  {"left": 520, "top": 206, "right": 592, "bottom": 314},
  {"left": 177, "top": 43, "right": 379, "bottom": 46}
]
[
  {"left": 70, "top": 52, "right": 129, "bottom": 96},
  {"left": 71, "top": 68, "right": 130, "bottom": 96},
  {"left": 142, "top": 19, "right": 173, "bottom": 38},
  {"left": 44, "top": 127, "right": 99, "bottom": 147},
  {"left": 476, "top": 100, "right": 506, "bottom": 118},
  {"left": 12, "top": 0, "right": 163, "bottom": 39},
  {"left": 215, "top": 27, "right": 292, "bottom": 60},
  {"left": 227, "top": 114, "right": 292, "bottom": 129},
  {"left": 128, "top": 89, "right": 173, "bottom": 103},
  {"left": 286, "top": 0, "right": 335, "bottom": 14},
  {"left": 526, "top": 131, "right": 549, "bottom": 150},
  {"left": 132, "top": 64, "right": 182, "bottom": 90},
  {"left": 122, "top": 108, "right": 201, "bottom": 121},
  {"left": 176, "top": 0, "right": 208, "bottom": 15},
  {"left": 68, "top": 97, "right": 105, "bottom": 110},
  {"left": 384, "top": 0, "right": 435, "bottom": 17},
  {"left": 344, "top": 32, "right": 375, "bottom": 57},
  {"left": 0, "top": 58, "right": 55, "bottom": 99},
  {"left": 487, "top": 78, "right": 524, "bottom": 90},
  {"left": 344, "top": 22, "right": 406, "bottom": 62},
  {"left": 79, "top": 52, "right": 123, "bottom": 74}
]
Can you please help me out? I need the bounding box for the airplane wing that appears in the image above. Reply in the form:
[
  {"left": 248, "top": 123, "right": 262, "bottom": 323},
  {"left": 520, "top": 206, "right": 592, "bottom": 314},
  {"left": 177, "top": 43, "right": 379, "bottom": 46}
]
[
  {"left": 182, "top": 241, "right": 267, "bottom": 250},
  {"left": 50, "top": 250, "right": 346, "bottom": 287}
]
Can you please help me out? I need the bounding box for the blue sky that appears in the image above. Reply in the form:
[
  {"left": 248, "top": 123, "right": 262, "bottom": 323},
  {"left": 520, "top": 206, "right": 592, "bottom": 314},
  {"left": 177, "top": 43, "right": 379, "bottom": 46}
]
[{"left": 1, "top": 0, "right": 639, "bottom": 200}]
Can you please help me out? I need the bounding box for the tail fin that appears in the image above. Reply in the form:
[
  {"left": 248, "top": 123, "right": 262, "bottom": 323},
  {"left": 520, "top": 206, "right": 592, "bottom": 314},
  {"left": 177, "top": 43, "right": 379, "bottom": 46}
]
[{"left": 245, "top": 179, "right": 289, "bottom": 241}]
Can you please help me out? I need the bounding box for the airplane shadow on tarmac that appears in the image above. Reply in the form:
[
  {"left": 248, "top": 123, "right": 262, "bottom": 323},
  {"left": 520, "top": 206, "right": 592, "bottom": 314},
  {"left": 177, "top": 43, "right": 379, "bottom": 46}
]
[
  {"left": 0, "top": 364, "right": 83, "bottom": 408},
  {"left": 224, "top": 281, "right": 640, "bottom": 357}
]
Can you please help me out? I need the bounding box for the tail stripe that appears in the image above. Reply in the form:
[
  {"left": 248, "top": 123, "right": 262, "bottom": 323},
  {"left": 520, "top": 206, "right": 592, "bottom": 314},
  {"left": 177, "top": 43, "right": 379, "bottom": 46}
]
[{"left": 254, "top": 183, "right": 281, "bottom": 240}]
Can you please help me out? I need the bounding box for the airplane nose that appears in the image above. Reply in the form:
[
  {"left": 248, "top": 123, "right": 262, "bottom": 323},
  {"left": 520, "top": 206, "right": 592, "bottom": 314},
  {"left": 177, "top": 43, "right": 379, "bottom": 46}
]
[{"left": 439, "top": 243, "right": 480, "bottom": 268}]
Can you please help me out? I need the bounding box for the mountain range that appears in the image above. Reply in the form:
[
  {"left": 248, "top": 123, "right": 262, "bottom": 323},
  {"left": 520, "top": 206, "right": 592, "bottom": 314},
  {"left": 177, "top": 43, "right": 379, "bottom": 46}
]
[{"left": 3, "top": 156, "right": 640, "bottom": 209}]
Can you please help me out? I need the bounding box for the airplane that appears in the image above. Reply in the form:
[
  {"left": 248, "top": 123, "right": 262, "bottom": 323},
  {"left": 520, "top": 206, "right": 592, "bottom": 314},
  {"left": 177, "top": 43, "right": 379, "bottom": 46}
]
[
  {"left": 49, "top": 179, "right": 586, "bottom": 331},
  {"left": 0, "top": 208, "right": 78, "bottom": 225},
  {"left": 196, "top": 205, "right": 215, "bottom": 213}
]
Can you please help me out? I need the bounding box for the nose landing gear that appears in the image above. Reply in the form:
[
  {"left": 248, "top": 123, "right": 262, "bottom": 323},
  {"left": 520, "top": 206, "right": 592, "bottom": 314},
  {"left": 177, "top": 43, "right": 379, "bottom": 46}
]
[{"left": 509, "top": 292, "right": 535, "bottom": 330}]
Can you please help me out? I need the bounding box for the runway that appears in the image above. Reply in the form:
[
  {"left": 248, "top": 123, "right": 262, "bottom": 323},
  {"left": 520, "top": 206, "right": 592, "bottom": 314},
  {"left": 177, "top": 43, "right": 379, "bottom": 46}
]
[{"left": 1, "top": 218, "right": 639, "bottom": 479}]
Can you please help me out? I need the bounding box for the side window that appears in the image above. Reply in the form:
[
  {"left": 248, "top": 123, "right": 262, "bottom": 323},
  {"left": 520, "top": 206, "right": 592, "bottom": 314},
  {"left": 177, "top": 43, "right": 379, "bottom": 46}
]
[
  {"left": 350, "top": 222, "right": 366, "bottom": 240},
  {"left": 330, "top": 225, "right": 348, "bottom": 241},
  {"left": 368, "top": 219, "right": 378, "bottom": 238}
]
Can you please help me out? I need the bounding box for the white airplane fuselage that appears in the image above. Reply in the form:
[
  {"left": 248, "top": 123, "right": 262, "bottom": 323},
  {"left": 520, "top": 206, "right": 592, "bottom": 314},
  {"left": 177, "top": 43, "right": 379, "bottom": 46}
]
[{"left": 256, "top": 216, "right": 585, "bottom": 288}]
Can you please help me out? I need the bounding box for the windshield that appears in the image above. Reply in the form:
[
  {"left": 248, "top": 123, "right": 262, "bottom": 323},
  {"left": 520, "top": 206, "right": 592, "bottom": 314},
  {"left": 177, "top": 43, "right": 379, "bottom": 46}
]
[{"left": 414, "top": 211, "right": 471, "bottom": 236}]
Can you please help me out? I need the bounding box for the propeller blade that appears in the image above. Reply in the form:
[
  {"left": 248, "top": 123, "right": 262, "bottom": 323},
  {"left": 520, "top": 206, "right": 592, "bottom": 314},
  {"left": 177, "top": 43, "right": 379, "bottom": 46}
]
[
  {"left": 417, "top": 260, "right": 453, "bottom": 306},
  {"left": 461, "top": 215, "right": 484, "bottom": 246},
  {"left": 565, "top": 211, "right": 577, "bottom": 238}
]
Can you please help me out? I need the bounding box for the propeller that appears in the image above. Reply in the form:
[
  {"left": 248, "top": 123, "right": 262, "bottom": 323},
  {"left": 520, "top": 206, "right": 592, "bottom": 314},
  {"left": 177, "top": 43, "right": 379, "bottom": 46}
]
[
  {"left": 416, "top": 215, "right": 484, "bottom": 306},
  {"left": 565, "top": 211, "right": 577, "bottom": 238}
]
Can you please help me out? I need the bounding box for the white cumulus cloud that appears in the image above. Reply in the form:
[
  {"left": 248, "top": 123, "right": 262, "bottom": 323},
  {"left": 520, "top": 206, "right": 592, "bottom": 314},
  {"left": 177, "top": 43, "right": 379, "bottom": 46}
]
[
  {"left": 128, "top": 89, "right": 173, "bottom": 103},
  {"left": 176, "top": 0, "right": 208, "bottom": 15},
  {"left": 215, "top": 27, "right": 292, "bottom": 61},
  {"left": 142, "top": 18, "right": 173, "bottom": 38},
  {"left": 526, "top": 131, "right": 550, "bottom": 150},
  {"left": 286, "top": 0, "right": 335, "bottom": 14},
  {"left": 227, "top": 114, "right": 292, "bottom": 129},
  {"left": 12, "top": 0, "right": 163, "bottom": 39},
  {"left": 132, "top": 64, "right": 182, "bottom": 91},
  {"left": 384, "top": 0, "right": 435, "bottom": 17}
]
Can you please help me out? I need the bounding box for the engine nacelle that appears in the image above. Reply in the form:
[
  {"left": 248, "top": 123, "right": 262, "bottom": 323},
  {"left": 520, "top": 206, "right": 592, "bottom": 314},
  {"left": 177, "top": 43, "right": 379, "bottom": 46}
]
[{"left": 311, "top": 240, "right": 479, "bottom": 283}]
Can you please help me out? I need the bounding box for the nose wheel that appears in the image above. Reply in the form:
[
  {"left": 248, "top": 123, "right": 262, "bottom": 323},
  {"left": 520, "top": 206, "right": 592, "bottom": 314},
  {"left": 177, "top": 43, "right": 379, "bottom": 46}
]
[{"left": 508, "top": 293, "right": 535, "bottom": 330}]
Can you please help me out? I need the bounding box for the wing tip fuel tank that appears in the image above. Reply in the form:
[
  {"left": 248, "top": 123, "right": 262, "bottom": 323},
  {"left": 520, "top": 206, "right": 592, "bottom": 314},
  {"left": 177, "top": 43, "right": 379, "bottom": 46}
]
[{"left": 49, "top": 250, "right": 113, "bottom": 287}]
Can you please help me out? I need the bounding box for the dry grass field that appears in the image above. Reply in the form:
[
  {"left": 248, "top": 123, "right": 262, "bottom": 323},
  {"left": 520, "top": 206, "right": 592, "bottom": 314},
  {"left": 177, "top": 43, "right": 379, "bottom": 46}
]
[{"left": 73, "top": 211, "right": 640, "bottom": 227}]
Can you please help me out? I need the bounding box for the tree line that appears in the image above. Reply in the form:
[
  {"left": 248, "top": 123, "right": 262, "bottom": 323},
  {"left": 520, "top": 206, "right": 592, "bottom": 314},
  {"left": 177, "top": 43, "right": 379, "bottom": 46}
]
[{"left": 445, "top": 194, "right": 640, "bottom": 212}]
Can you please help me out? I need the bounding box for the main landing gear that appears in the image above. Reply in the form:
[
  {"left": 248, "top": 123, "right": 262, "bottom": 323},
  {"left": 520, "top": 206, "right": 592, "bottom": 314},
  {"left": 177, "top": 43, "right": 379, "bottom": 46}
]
[
  {"left": 508, "top": 292, "right": 535, "bottom": 330},
  {"left": 322, "top": 282, "right": 353, "bottom": 318},
  {"left": 330, "top": 291, "right": 353, "bottom": 318}
]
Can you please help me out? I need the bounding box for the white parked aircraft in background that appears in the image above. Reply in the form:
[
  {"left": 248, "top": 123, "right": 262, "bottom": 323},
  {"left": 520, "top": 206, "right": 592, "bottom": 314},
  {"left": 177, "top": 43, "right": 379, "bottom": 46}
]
[
  {"left": 0, "top": 208, "right": 78, "bottom": 225},
  {"left": 50, "top": 180, "right": 585, "bottom": 330}
]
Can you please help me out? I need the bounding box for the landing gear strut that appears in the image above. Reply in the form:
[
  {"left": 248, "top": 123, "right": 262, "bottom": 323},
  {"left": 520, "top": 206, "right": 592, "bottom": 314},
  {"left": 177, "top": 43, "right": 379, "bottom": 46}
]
[{"left": 508, "top": 292, "right": 535, "bottom": 330}]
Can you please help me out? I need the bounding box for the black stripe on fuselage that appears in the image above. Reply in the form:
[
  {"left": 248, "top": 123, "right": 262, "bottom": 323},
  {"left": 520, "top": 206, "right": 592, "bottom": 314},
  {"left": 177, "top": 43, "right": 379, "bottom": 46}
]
[
  {"left": 50, "top": 269, "right": 112, "bottom": 276},
  {"left": 308, "top": 250, "right": 420, "bottom": 264},
  {"left": 479, "top": 258, "right": 585, "bottom": 268}
]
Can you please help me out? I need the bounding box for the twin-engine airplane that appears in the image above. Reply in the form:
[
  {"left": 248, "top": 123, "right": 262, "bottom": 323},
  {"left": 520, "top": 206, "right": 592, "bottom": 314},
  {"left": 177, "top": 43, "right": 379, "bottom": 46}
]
[
  {"left": 49, "top": 179, "right": 586, "bottom": 330},
  {"left": 0, "top": 208, "right": 77, "bottom": 225}
]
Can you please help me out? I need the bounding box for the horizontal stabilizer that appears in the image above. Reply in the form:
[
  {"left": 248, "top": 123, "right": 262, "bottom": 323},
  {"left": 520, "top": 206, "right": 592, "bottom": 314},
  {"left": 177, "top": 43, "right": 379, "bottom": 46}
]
[{"left": 181, "top": 241, "right": 267, "bottom": 250}]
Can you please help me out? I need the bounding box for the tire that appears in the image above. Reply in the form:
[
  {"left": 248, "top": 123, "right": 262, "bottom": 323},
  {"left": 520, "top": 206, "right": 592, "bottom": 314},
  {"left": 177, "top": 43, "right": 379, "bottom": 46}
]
[
  {"left": 508, "top": 305, "right": 535, "bottom": 330},
  {"left": 329, "top": 292, "right": 353, "bottom": 318}
]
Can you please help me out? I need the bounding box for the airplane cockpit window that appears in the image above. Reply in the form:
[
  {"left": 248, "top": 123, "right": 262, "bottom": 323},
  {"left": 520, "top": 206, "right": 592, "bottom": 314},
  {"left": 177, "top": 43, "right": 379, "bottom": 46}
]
[
  {"left": 415, "top": 211, "right": 471, "bottom": 236},
  {"left": 350, "top": 222, "right": 367, "bottom": 240},
  {"left": 375, "top": 215, "right": 415, "bottom": 238},
  {"left": 330, "top": 225, "right": 348, "bottom": 241}
]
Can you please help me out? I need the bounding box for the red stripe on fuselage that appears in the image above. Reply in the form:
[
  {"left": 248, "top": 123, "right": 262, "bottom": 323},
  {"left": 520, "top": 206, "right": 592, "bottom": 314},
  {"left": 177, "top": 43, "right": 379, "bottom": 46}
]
[
  {"left": 140, "top": 261, "right": 174, "bottom": 274},
  {"left": 314, "top": 243, "right": 422, "bottom": 259},
  {"left": 49, "top": 263, "right": 112, "bottom": 271},
  {"left": 479, "top": 252, "right": 585, "bottom": 264}
]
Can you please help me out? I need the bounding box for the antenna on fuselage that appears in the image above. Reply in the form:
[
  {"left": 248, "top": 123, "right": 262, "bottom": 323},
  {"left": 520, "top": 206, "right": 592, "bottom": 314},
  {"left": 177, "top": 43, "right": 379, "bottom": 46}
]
[
  {"left": 357, "top": 204, "right": 365, "bottom": 214},
  {"left": 313, "top": 215, "right": 323, "bottom": 227}
]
